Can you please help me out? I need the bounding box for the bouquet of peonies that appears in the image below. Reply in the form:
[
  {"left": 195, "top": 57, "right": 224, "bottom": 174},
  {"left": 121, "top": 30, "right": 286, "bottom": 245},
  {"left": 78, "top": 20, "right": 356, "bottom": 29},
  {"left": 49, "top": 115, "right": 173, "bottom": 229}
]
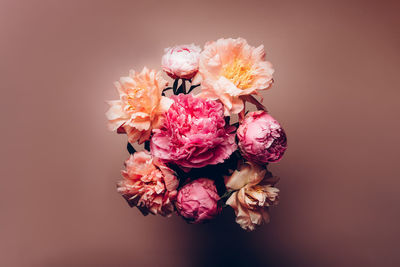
[{"left": 106, "top": 38, "right": 287, "bottom": 231}]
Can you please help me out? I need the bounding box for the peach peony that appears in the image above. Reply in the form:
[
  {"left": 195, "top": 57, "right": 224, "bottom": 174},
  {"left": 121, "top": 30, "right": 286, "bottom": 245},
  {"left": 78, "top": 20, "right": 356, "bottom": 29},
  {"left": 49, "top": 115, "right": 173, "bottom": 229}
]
[
  {"left": 225, "top": 162, "right": 279, "bottom": 231},
  {"left": 197, "top": 38, "right": 274, "bottom": 115},
  {"left": 106, "top": 67, "right": 173, "bottom": 144},
  {"left": 161, "top": 44, "right": 201, "bottom": 80},
  {"left": 117, "top": 151, "right": 179, "bottom": 216}
]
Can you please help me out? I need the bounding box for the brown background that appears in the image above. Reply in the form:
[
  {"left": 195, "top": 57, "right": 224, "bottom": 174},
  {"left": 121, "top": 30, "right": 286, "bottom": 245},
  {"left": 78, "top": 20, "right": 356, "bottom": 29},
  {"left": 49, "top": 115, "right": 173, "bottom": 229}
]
[{"left": 1, "top": 0, "right": 399, "bottom": 266}]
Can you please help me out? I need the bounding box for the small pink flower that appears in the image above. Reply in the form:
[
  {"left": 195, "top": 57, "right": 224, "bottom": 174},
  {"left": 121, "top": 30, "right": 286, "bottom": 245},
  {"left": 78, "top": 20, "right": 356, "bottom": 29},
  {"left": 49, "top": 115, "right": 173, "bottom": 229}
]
[
  {"left": 237, "top": 111, "right": 287, "bottom": 164},
  {"left": 176, "top": 178, "right": 221, "bottom": 223},
  {"left": 117, "top": 151, "right": 179, "bottom": 217},
  {"left": 161, "top": 44, "right": 201, "bottom": 80},
  {"left": 151, "top": 94, "right": 237, "bottom": 169}
]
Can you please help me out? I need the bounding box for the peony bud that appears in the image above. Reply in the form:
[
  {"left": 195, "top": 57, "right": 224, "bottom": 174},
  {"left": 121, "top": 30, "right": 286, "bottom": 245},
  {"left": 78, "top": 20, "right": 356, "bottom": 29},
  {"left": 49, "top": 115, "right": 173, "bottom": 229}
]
[
  {"left": 237, "top": 111, "right": 287, "bottom": 164},
  {"left": 176, "top": 178, "right": 221, "bottom": 223},
  {"left": 161, "top": 44, "right": 201, "bottom": 79}
]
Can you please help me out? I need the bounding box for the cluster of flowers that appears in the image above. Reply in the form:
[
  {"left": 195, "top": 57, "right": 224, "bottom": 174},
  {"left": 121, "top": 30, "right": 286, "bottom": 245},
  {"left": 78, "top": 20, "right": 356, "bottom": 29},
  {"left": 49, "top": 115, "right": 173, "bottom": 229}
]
[{"left": 106, "top": 38, "right": 287, "bottom": 231}]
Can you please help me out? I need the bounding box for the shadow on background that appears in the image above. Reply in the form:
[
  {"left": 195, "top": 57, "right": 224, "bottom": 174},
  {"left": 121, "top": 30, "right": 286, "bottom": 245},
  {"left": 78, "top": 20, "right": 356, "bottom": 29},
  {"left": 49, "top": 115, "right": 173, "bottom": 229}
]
[
  {"left": 187, "top": 210, "right": 299, "bottom": 267},
  {"left": 38, "top": 210, "right": 299, "bottom": 267}
]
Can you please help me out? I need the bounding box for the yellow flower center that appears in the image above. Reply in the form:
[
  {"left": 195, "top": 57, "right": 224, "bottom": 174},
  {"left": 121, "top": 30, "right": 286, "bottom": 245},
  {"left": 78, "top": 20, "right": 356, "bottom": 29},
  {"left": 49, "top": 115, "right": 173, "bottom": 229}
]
[
  {"left": 125, "top": 85, "right": 151, "bottom": 113},
  {"left": 222, "top": 58, "right": 254, "bottom": 89}
]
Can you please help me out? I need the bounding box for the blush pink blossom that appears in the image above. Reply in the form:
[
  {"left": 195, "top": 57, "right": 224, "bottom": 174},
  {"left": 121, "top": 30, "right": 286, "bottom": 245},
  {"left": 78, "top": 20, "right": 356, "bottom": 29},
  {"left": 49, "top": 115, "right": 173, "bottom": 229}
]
[
  {"left": 176, "top": 178, "right": 221, "bottom": 223},
  {"left": 237, "top": 111, "right": 287, "bottom": 164},
  {"left": 151, "top": 94, "right": 237, "bottom": 169},
  {"left": 161, "top": 44, "right": 201, "bottom": 80},
  {"left": 117, "top": 151, "right": 179, "bottom": 217}
]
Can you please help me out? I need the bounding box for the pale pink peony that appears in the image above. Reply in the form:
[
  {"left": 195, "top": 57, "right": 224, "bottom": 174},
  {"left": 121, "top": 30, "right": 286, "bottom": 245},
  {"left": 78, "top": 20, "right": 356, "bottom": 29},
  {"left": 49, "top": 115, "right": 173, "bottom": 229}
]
[
  {"left": 237, "top": 111, "right": 287, "bottom": 164},
  {"left": 197, "top": 38, "right": 274, "bottom": 115},
  {"left": 117, "top": 151, "right": 179, "bottom": 216},
  {"left": 161, "top": 44, "right": 201, "bottom": 80},
  {"left": 225, "top": 161, "right": 279, "bottom": 231},
  {"left": 176, "top": 178, "right": 221, "bottom": 223},
  {"left": 106, "top": 67, "right": 173, "bottom": 144},
  {"left": 150, "top": 94, "right": 237, "bottom": 169}
]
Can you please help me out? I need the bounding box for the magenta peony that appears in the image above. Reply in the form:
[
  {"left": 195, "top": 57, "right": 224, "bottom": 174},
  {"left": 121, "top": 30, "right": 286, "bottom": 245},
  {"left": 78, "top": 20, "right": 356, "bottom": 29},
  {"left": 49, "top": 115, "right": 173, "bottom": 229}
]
[
  {"left": 161, "top": 44, "right": 201, "bottom": 80},
  {"left": 237, "top": 111, "right": 287, "bottom": 164},
  {"left": 176, "top": 178, "right": 221, "bottom": 223},
  {"left": 117, "top": 151, "right": 179, "bottom": 217},
  {"left": 151, "top": 94, "right": 237, "bottom": 169}
]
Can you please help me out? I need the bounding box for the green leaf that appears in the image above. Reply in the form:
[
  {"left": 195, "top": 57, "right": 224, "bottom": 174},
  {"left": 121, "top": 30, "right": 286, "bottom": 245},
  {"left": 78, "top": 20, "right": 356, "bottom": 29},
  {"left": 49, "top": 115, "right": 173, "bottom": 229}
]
[
  {"left": 144, "top": 141, "right": 150, "bottom": 151},
  {"left": 127, "top": 142, "right": 136, "bottom": 154},
  {"left": 173, "top": 79, "right": 179, "bottom": 95}
]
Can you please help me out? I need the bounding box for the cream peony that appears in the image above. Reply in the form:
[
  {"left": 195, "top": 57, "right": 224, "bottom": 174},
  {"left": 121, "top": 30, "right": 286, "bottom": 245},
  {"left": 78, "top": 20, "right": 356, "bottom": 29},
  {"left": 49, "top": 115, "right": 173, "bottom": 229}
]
[
  {"left": 106, "top": 67, "right": 173, "bottom": 144},
  {"left": 225, "top": 161, "right": 279, "bottom": 231},
  {"left": 198, "top": 38, "right": 274, "bottom": 115}
]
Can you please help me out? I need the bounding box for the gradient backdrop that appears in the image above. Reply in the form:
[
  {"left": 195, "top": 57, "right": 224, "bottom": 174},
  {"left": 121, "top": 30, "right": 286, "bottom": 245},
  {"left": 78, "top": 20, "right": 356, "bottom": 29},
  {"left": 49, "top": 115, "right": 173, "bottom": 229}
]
[{"left": 1, "top": 0, "right": 399, "bottom": 266}]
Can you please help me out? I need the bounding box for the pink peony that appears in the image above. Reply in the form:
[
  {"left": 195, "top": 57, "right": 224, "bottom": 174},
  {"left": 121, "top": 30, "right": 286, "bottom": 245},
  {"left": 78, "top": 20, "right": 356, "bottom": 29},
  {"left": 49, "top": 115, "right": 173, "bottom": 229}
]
[
  {"left": 161, "top": 44, "right": 201, "bottom": 80},
  {"left": 117, "top": 151, "right": 179, "bottom": 216},
  {"left": 176, "top": 178, "right": 221, "bottom": 223},
  {"left": 237, "top": 111, "right": 287, "bottom": 164},
  {"left": 151, "top": 94, "right": 237, "bottom": 169}
]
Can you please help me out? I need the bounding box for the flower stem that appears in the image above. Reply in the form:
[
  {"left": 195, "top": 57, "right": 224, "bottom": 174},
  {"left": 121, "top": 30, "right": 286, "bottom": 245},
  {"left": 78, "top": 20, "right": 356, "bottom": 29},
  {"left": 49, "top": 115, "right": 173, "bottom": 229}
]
[
  {"left": 241, "top": 95, "right": 267, "bottom": 112},
  {"left": 238, "top": 101, "right": 246, "bottom": 123},
  {"left": 181, "top": 79, "right": 186, "bottom": 94},
  {"left": 172, "top": 79, "right": 179, "bottom": 95}
]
